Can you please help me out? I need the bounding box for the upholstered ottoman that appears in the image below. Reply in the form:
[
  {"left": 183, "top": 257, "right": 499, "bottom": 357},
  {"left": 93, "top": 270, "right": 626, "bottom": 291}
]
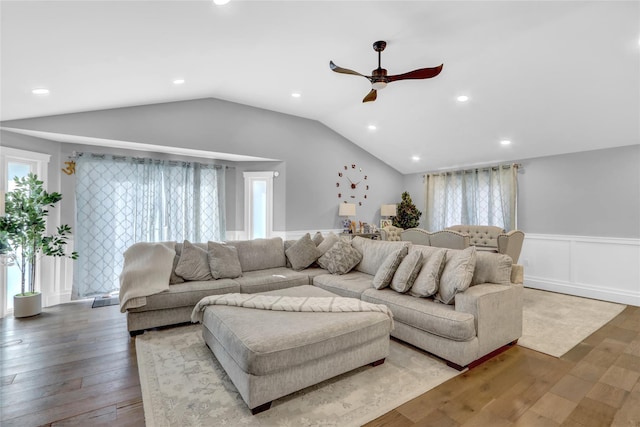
[{"left": 198, "top": 285, "right": 392, "bottom": 414}]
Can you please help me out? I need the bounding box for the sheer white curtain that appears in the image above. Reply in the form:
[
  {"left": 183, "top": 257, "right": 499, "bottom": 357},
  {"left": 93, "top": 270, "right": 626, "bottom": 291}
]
[
  {"left": 72, "top": 154, "right": 226, "bottom": 299},
  {"left": 425, "top": 164, "right": 518, "bottom": 231}
]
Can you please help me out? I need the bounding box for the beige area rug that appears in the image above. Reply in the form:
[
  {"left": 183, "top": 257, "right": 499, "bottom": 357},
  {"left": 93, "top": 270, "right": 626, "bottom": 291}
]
[
  {"left": 519, "top": 287, "right": 626, "bottom": 357},
  {"left": 136, "top": 324, "right": 461, "bottom": 427}
]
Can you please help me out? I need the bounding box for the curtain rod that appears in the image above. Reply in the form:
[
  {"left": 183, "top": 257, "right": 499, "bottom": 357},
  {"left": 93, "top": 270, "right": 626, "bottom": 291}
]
[
  {"left": 422, "top": 163, "right": 520, "bottom": 178},
  {"left": 68, "top": 151, "right": 234, "bottom": 169}
]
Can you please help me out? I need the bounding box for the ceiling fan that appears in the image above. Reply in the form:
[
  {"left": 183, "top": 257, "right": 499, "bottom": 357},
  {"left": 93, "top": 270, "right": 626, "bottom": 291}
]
[{"left": 329, "top": 40, "right": 443, "bottom": 103}]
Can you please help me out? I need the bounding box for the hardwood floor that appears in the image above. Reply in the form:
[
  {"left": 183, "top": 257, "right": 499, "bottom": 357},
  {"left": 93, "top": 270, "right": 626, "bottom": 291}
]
[{"left": 1, "top": 300, "right": 638, "bottom": 427}]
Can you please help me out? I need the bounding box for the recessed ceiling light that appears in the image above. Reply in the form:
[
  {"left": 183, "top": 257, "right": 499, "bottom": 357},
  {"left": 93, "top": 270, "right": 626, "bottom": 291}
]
[
  {"left": 367, "top": 125, "right": 377, "bottom": 131},
  {"left": 411, "top": 156, "right": 420, "bottom": 161},
  {"left": 457, "top": 95, "right": 469, "bottom": 102},
  {"left": 173, "top": 79, "right": 185, "bottom": 85},
  {"left": 31, "top": 88, "right": 50, "bottom": 95},
  {"left": 500, "top": 140, "right": 512, "bottom": 146},
  {"left": 213, "top": 0, "right": 230, "bottom": 5},
  {"left": 291, "top": 92, "right": 301, "bottom": 98}
]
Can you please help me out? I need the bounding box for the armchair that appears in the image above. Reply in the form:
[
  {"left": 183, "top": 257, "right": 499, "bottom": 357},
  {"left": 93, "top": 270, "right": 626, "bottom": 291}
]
[
  {"left": 380, "top": 225, "right": 403, "bottom": 241},
  {"left": 497, "top": 230, "right": 525, "bottom": 263}
]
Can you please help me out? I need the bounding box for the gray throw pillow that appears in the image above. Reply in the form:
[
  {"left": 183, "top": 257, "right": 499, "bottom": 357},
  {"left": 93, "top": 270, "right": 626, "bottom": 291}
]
[
  {"left": 286, "top": 233, "right": 322, "bottom": 271},
  {"left": 169, "top": 242, "right": 185, "bottom": 284},
  {"left": 312, "top": 232, "right": 324, "bottom": 246},
  {"left": 175, "top": 240, "right": 213, "bottom": 281},
  {"left": 316, "top": 232, "right": 340, "bottom": 256},
  {"left": 390, "top": 251, "right": 423, "bottom": 293},
  {"left": 436, "top": 246, "right": 477, "bottom": 304},
  {"left": 317, "top": 240, "right": 362, "bottom": 275},
  {"left": 372, "top": 246, "right": 408, "bottom": 290},
  {"left": 472, "top": 252, "right": 512, "bottom": 285},
  {"left": 409, "top": 248, "right": 447, "bottom": 298},
  {"left": 208, "top": 241, "right": 243, "bottom": 279}
]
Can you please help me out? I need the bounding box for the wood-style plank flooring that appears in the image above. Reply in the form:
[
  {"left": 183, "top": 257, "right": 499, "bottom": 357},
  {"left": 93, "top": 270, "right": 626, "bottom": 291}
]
[{"left": 1, "top": 299, "right": 638, "bottom": 426}]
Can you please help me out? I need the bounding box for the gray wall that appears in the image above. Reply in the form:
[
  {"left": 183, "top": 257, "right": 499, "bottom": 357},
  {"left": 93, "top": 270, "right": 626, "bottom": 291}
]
[
  {"left": 2, "top": 97, "right": 404, "bottom": 232},
  {"left": 403, "top": 145, "right": 640, "bottom": 238}
]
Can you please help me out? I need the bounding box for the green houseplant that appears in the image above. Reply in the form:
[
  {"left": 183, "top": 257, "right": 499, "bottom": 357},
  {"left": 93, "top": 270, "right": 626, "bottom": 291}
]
[
  {"left": 392, "top": 191, "right": 422, "bottom": 229},
  {"left": 0, "top": 173, "right": 78, "bottom": 317}
]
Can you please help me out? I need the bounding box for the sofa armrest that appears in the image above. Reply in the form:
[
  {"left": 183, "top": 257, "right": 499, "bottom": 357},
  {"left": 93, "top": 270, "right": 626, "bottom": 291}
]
[
  {"left": 511, "top": 264, "right": 524, "bottom": 284},
  {"left": 455, "top": 283, "right": 523, "bottom": 357}
]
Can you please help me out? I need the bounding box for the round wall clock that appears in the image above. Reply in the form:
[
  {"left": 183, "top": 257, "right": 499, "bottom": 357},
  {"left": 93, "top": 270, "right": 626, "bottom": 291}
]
[{"left": 336, "top": 163, "right": 369, "bottom": 206}]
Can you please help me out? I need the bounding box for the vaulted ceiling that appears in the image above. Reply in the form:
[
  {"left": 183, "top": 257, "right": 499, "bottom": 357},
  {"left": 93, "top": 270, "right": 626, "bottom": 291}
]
[{"left": 1, "top": 1, "right": 638, "bottom": 174}]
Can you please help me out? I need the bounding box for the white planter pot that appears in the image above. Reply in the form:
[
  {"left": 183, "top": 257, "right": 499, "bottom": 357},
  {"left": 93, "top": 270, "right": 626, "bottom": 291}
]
[{"left": 14, "top": 292, "right": 42, "bottom": 318}]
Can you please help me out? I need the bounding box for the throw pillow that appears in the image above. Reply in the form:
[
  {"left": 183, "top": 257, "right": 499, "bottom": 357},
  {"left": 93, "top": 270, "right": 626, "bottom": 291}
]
[
  {"left": 390, "top": 251, "right": 423, "bottom": 293},
  {"left": 312, "top": 231, "right": 324, "bottom": 246},
  {"left": 316, "top": 231, "right": 340, "bottom": 256},
  {"left": 372, "top": 246, "right": 408, "bottom": 290},
  {"left": 175, "top": 240, "right": 213, "bottom": 281},
  {"left": 471, "top": 252, "right": 513, "bottom": 285},
  {"left": 208, "top": 241, "right": 243, "bottom": 279},
  {"left": 317, "top": 240, "right": 362, "bottom": 275},
  {"left": 169, "top": 242, "right": 185, "bottom": 284},
  {"left": 436, "top": 246, "right": 477, "bottom": 305},
  {"left": 286, "top": 233, "right": 322, "bottom": 271},
  {"left": 409, "top": 248, "right": 447, "bottom": 298}
]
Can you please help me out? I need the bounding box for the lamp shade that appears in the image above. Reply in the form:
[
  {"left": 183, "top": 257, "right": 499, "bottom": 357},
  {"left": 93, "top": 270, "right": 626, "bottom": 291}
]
[
  {"left": 381, "top": 204, "right": 397, "bottom": 217},
  {"left": 338, "top": 203, "right": 356, "bottom": 217}
]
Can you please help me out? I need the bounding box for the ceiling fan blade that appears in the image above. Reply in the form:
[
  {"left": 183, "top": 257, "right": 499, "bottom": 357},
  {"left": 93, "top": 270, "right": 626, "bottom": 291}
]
[
  {"left": 362, "top": 89, "right": 377, "bottom": 103},
  {"left": 330, "top": 61, "right": 371, "bottom": 80},
  {"left": 387, "top": 64, "right": 444, "bottom": 82}
]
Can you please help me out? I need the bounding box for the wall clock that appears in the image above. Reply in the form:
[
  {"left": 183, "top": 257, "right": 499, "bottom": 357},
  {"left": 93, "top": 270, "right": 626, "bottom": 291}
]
[{"left": 336, "top": 163, "right": 369, "bottom": 206}]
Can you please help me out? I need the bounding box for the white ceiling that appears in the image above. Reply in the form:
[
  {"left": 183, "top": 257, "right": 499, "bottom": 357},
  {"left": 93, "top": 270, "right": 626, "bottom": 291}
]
[{"left": 1, "top": 1, "right": 638, "bottom": 174}]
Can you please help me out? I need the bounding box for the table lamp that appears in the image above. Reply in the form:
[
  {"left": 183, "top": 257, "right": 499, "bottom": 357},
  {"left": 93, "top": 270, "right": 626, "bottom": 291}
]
[
  {"left": 339, "top": 203, "right": 356, "bottom": 233},
  {"left": 380, "top": 204, "right": 397, "bottom": 228}
]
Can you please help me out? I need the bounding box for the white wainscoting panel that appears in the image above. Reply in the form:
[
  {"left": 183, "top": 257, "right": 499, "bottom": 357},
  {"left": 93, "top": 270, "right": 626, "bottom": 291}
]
[{"left": 520, "top": 234, "right": 640, "bottom": 306}]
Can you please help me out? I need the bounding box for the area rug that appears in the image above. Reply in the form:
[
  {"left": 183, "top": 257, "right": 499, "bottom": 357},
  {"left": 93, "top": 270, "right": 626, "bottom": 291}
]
[
  {"left": 519, "top": 287, "right": 626, "bottom": 357},
  {"left": 136, "top": 324, "right": 461, "bottom": 427}
]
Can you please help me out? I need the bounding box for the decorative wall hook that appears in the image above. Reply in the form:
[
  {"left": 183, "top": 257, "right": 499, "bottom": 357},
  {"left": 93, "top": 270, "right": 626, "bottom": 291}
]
[{"left": 62, "top": 160, "right": 76, "bottom": 175}]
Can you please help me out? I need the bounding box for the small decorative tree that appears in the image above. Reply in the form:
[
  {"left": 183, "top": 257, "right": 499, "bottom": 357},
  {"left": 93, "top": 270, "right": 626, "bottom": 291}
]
[
  {"left": 0, "top": 173, "right": 78, "bottom": 297},
  {"left": 392, "top": 191, "right": 422, "bottom": 229}
]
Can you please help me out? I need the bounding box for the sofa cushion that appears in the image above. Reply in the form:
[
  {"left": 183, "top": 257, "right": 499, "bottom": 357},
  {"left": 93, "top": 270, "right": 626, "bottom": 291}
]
[
  {"left": 312, "top": 231, "right": 324, "bottom": 246},
  {"left": 169, "top": 242, "right": 184, "bottom": 284},
  {"left": 313, "top": 271, "right": 375, "bottom": 299},
  {"left": 226, "top": 237, "right": 286, "bottom": 272},
  {"left": 127, "top": 279, "right": 239, "bottom": 312},
  {"left": 472, "top": 252, "right": 512, "bottom": 285},
  {"left": 351, "top": 237, "right": 410, "bottom": 276},
  {"left": 235, "top": 267, "right": 310, "bottom": 294},
  {"left": 390, "top": 250, "right": 423, "bottom": 293},
  {"left": 208, "top": 241, "right": 243, "bottom": 279},
  {"left": 316, "top": 232, "right": 340, "bottom": 256},
  {"left": 361, "top": 288, "right": 476, "bottom": 341},
  {"left": 285, "top": 233, "right": 322, "bottom": 271},
  {"left": 317, "top": 240, "right": 362, "bottom": 275},
  {"left": 372, "top": 247, "right": 408, "bottom": 289},
  {"left": 408, "top": 246, "right": 447, "bottom": 298},
  {"left": 436, "top": 246, "right": 477, "bottom": 304},
  {"left": 175, "top": 240, "right": 213, "bottom": 281}
]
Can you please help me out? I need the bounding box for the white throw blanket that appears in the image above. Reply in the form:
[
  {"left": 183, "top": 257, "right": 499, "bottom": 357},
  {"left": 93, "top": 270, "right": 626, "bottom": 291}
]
[
  {"left": 191, "top": 293, "right": 394, "bottom": 327},
  {"left": 119, "top": 242, "right": 176, "bottom": 313}
]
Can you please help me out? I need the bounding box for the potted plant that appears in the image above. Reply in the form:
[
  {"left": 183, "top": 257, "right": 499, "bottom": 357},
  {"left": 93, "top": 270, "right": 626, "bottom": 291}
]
[{"left": 0, "top": 173, "right": 78, "bottom": 317}]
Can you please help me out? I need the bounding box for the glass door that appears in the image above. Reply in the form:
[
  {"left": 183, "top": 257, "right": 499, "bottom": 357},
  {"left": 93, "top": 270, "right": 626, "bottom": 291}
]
[{"left": 0, "top": 147, "right": 50, "bottom": 317}]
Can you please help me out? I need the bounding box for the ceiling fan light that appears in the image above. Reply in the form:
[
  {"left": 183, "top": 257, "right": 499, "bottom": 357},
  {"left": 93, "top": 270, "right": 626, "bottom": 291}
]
[{"left": 372, "top": 81, "right": 387, "bottom": 90}]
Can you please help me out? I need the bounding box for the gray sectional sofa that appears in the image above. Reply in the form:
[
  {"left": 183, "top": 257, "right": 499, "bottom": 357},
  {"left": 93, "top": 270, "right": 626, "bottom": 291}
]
[{"left": 121, "top": 234, "right": 523, "bottom": 370}]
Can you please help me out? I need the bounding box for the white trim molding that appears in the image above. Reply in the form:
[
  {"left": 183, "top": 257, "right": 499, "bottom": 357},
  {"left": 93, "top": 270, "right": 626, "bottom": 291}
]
[{"left": 520, "top": 233, "right": 640, "bottom": 306}]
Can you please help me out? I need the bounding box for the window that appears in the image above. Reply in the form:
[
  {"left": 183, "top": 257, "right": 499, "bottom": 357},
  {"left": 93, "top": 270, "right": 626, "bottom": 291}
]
[
  {"left": 425, "top": 164, "right": 518, "bottom": 231},
  {"left": 0, "top": 147, "right": 51, "bottom": 317},
  {"left": 243, "top": 172, "right": 274, "bottom": 239},
  {"left": 72, "top": 154, "right": 226, "bottom": 298}
]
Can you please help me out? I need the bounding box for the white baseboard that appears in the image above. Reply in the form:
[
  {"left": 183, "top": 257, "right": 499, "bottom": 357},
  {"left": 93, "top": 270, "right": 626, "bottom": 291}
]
[
  {"left": 226, "top": 229, "right": 342, "bottom": 241},
  {"left": 521, "top": 233, "right": 639, "bottom": 306}
]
